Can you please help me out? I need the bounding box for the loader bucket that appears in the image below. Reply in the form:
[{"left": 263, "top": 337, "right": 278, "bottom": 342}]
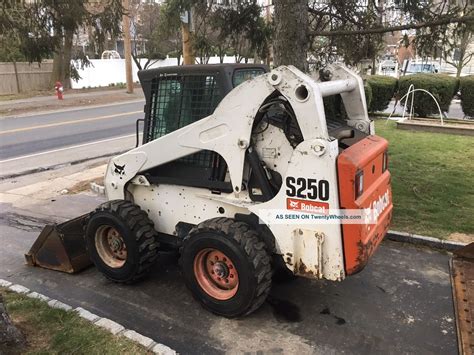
[
  {"left": 450, "top": 242, "right": 474, "bottom": 355},
  {"left": 25, "top": 214, "right": 92, "bottom": 273}
]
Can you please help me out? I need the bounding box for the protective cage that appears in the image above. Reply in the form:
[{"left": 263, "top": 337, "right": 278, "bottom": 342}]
[{"left": 137, "top": 64, "right": 268, "bottom": 190}]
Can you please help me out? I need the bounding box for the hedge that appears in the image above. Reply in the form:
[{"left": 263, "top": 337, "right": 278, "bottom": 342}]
[
  {"left": 460, "top": 75, "right": 474, "bottom": 118},
  {"left": 398, "top": 74, "right": 459, "bottom": 117},
  {"left": 365, "top": 75, "right": 398, "bottom": 112},
  {"left": 364, "top": 82, "right": 373, "bottom": 111}
]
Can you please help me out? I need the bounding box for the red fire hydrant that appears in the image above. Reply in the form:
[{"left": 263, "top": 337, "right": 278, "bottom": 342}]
[{"left": 54, "top": 81, "right": 64, "bottom": 100}]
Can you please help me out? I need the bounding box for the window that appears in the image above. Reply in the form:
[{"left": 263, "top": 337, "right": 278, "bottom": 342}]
[
  {"left": 232, "top": 68, "right": 266, "bottom": 87},
  {"left": 147, "top": 73, "right": 222, "bottom": 168},
  {"left": 147, "top": 73, "right": 221, "bottom": 141}
]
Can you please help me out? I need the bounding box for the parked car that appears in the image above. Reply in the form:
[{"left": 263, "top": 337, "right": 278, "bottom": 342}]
[{"left": 404, "top": 62, "right": 438, "bottom": 75}]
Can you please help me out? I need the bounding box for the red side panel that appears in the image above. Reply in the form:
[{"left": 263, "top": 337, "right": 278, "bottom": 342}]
[{"left": 337, "top": 135, "right": 393, "bottom": 275}]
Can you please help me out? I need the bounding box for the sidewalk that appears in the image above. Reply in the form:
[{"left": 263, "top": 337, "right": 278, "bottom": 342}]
[{"left": 0, "top": 88, "right": 144, "bottom": 118}]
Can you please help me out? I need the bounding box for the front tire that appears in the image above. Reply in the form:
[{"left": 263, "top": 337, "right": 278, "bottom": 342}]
[
  {"left": 85, "top": 200, "right": 159, "bottom": 283},
  {"left": 180, "top": 218, "right": 272, "bottom": 317}
]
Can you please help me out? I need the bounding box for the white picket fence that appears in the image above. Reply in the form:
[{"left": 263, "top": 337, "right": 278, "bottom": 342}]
[{"left": 70, "top": 56, "right": 249, "bottom": 89}]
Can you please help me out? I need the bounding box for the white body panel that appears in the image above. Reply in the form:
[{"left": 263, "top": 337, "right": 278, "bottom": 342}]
[{"left": 104, "top": 65, "right": 371, "bottom": 281}]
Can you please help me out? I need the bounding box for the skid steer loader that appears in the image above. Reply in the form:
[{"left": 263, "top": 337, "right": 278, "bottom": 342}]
[{"left": 26, "top": 63, "right": 394, "bottom": 317}]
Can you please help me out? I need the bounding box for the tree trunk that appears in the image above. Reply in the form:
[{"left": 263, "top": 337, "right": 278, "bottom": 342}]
[
  {"left": 456, "top": 29, "right": 471, "bottom": 78},
  {"left": 273, "top": 0, "right": 308, "bottom": 71},
  {"left": 0, "top": 294, "right": 26, "bottom": 349},
  {"left": 51, "top": 42, "right": 64, "bottom": 87},
  {"left": 456, "top": 61, "right": 463, "bottom": 78},
  {"left": 62, "top": 29, "right": 74, "bottom": 89},
  {"left": 51, "top": 29, "right": 74, "bottom": 89},
  {"left": 132, "top": 53, "right": 143, "bottom": 71}
]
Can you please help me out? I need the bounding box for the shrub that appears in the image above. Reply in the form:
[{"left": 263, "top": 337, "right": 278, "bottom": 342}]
[
  {"left": 460, "top": 75, "right": 474, "bottom": 118},
  {"left": 364, "top": 82, "right": 373, "bottom": 111},
  {"left": 398, "top": 74, "right": 459, "bottom": 117},
  {"left": 366, "top": 75, "right": 398, "bottom": 112}
]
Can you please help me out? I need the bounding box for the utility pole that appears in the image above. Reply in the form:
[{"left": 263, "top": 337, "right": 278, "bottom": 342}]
[
  {"left": 181, "top": 10, "right": 195, "bottom": 65},
  {"left": 123, "top": 0, "right": 134, "bottom": 93}
]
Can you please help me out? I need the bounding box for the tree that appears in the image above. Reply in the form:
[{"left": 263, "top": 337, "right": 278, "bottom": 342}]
[
  {"left": 50, "top": 1, "right": 124, "bottom": 88},
  {"left": 445, "top": 25, "right": 473, "bottom": 78},
  {"left": 414, "top": 1, "right": 473, "bottom": 78},
  {"left": 157, "top": 0, "right": 271, "bottom": 65},
  {"left": 0, "top": 1, "right": 56, "bottom": 63},
  {"left": 130, "top": 0, "right": 166, "bottom": 70},
  {"left": 213, "top": 2, "right": 271, "bottom": 64},
  {"left": 273, "top": 0, "right": 308, "bottom": 71},
  {"left": 271, "top": 0, "right": 473, "bottom": 71},
  {"left": 0, "top": 1, "right": 124, "bottom": 88},
  {"left": 157, "top": 0, "right": 187, "bottom": 65},
  {"left": 308, "top": 0, "right": 386, "bottom": 72}
]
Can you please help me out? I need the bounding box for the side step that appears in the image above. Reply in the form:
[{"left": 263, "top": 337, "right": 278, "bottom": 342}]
[
  {"left": 450, "top": 242, "right": 474, "bottom": 355},
  {"left": 25, "top": 214, "right": 92, "bottom": 273}
]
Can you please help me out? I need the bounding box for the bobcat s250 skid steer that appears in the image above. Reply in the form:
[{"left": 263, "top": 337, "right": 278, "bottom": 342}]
[{"left": 26, "top": 64, "right": 393, "bottom": 317}]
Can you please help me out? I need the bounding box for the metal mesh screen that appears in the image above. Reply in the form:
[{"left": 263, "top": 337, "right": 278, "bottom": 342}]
[
  {"left": 232, "top": 68, "right": 265, "bottom": 87},
  {"left": 148, "top": 73, "right": 221, "bottom": 168}
]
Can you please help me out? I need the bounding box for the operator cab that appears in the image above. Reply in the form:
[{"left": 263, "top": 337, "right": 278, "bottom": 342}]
[
  {"left": 138, "top": 64, "right": 370, "bottom": 196},
  {"left": 138, "top": 64, "right": 268, "bottom": 194}
]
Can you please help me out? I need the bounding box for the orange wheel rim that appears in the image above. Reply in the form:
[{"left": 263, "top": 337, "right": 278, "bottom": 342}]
[
  {"left": 193, "top": 248, "right": 239, "bottom": 300},
  {"left": 95, "top": 225, "right": 127, "bottom": 268}
]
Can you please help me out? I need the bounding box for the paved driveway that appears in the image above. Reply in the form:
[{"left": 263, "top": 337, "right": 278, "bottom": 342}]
[{"left": 0, "top": 195, "right": 457, "bottom": 354}]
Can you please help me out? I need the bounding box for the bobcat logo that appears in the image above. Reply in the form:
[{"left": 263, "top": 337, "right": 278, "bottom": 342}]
[
  {"left": 289, "top": 200, "right": 299, "bottom": 208},
  {"left": 114, "top": 163, "right": 126, "bottom": 176}
]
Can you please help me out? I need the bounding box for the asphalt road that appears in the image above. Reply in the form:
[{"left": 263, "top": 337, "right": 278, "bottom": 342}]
[
  {"left": 0, "top": 190, "right": 457, "bottom": 354},
  {"left": 0, "top": 101, "right": 143, "bottom": 160}
]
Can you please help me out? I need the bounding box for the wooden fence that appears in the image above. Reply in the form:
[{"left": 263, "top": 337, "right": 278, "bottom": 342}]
[{"left": 0, "top": 61, "right": 53, "bottom": 95}]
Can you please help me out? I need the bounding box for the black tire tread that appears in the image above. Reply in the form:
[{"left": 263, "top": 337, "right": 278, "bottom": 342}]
[
  {"left": 90, "top": 200, "right": 159, "bottom": 283},
  {"left": 181, "top": 217, "right": 272, "bottom": 316}
]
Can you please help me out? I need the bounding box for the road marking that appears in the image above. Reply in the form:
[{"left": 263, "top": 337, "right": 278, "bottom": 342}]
[
  {"left": 0, "top": 99, "right": 144, "bottom": 120},
  {"left": 0, "top": 134, "right": 135, "bottom": 163},
  {"left": 0, "top": 110, "right": 141, "bottom": 135}
]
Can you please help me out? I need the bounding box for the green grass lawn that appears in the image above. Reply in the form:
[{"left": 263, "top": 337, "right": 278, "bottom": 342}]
[
  {"left": 374, "top": 120, "right": 474, "bottom": 239},
  {"left": 1, "top": 289, "right": 150, "bottom": 354}
]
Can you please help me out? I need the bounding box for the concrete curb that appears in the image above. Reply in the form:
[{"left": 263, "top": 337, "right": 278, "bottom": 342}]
[
  {"left": 386, "top": 230, "right": 467, "bottom": 251},
  {"left": 1, "top": 280, "right": 176, "bottom": 354}
]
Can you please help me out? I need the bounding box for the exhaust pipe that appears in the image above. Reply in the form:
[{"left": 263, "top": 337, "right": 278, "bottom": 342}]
[{"left": 25, "top": 214, "right": 92, "bottom": 273}]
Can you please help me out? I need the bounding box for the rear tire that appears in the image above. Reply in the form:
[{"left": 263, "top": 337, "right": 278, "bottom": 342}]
[
  {"left": 85, "top": 200, "right": 159, "bottom": 283},
  {"left": 180, "top": 217, "right": 272, "bottom": 317}
]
